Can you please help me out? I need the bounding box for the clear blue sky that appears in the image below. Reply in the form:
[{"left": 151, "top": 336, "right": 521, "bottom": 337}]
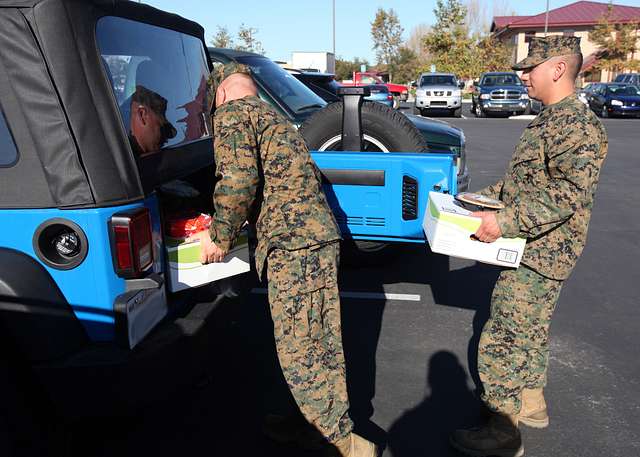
[{"left": 143, "top": 0, "right": 640, "bottom": 63}]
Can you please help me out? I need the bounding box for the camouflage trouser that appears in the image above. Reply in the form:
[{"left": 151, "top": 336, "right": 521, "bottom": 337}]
[
  {"left": 266, "top": 241, "right": 353, "bottom": 443},
  {"left": 479, "top": 266, "right": 563, "bottom": 415}
]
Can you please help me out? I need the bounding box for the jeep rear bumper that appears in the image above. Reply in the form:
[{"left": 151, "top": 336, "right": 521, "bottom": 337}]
[{"left": 34, "top": 290, "right": 227, "bottom": 418}]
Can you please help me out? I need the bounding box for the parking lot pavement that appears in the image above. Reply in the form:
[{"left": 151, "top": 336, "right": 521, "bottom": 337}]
[{"left": 70, "top": 119, "right": 639, "bottom": 457}]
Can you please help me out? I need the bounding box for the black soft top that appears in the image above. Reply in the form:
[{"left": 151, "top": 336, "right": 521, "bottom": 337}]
[
  {"left": 0, "top": 0, "right": 209, "bottom": 208},
  {"left": 0, "top": 0, "right": 203, "bottom": 35}
]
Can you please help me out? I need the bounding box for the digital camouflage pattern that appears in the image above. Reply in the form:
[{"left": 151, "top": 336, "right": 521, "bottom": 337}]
[
  {"left": 512, "top": 35, "right": 582, "bottom": 70},
  {"left": 267, "top": 242, "right": 353, "bottom": 443},
  {"left": 209, "top": 95, "right": 342, "bottom": 277},
  {"left": 209, "top": 93, "right": 349, "bottom": 442},
  {"left": 478, "top": 94, "right": 608, "bottom": 280},
  {"left": 478, "top": 266, "right": 562, "bottom": 414},
  {"left": 475, "top": 93, "right": 607, "bottom": 416}
]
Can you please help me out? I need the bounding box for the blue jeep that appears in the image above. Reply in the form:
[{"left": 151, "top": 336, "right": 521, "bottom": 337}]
[{"left": 0, "top": 0, "right": 459, "bottom": 453}]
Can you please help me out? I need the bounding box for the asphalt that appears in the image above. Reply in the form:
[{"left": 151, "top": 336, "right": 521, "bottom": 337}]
[{"left": 72, "top": 114, "right": 639, "bottom": 457}]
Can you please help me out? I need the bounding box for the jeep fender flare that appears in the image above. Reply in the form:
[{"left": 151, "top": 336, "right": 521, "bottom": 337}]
[{"left": 0, "top": 248, "right": 88, "bottom": 363}]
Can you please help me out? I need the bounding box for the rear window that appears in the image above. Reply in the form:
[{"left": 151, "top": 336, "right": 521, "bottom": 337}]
[
  {"left": 96, "top": 17, "right": 211, "bottom": 156},
  {"left": 0, "top": 108, "right": 18, "bottom": 167}
]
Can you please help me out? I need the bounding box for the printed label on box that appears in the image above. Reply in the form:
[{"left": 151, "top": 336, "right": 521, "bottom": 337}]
[{"left": 497, "top": 248, "right": 519, "bottom": 265}]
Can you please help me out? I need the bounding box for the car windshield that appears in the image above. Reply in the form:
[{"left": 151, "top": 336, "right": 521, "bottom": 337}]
[
  {"left": 236, "top": 55, "right": 327, "bottom": 114},
  {"left": 481, "top": 74, "right": 523, "bottom": 86},
  {"left": 420, "top": 75, "right": 456, "bottom": 86},
  {"left": 607, "top": 85, "right": 640, "bottom": 96}
]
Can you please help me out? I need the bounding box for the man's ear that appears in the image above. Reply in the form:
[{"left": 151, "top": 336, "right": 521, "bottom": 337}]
[
  {"left": 554, "top": 60, "right": 568, "bottom": 82},
  {"left": 133, "top": 104, "right": 149, "bottom": 126},
  {"left": 215, "top": 85, "right": 226, "bottom": 108}
]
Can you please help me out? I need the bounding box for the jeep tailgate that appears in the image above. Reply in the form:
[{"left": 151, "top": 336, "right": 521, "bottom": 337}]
[{"left": 311, "top": 151, "right": 457, "bottom": 243}]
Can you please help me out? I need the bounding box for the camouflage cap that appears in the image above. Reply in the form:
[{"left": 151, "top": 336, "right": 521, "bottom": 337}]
[
  {"left": 512, "top": 35, "right": 582, "bottom": 70},
  {"left": 131, "top": 85, "right": 177, "bottom": 139},
  {"left": 208, "top": 62, "right": 252, "bottom": 108}
]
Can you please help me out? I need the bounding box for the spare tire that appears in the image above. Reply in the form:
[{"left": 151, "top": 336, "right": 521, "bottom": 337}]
[
  {"left": 300, "top": 101, "right": 428, "bottom": 264},
  {"left": 299, "top": 101, "right": 429, "bottom": 153}
]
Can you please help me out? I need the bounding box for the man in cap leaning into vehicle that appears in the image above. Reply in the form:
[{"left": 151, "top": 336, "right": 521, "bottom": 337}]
[
  {"left": 190, "top": 62, "right": 377, "bottom": 457},
  {"left": 128, "top": 85, "right": 177, "bottom": 155},
  {"left": 450, "top": 36, "right": 608, "bottom": 456}
]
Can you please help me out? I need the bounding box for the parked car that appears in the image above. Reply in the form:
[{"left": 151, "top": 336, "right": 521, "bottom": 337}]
[
  {"left": 208, "top": 48, "right": 470, "bottom": 192},
  {"left": 577, "top": 83, "right": 596, "bottom": 105},
  {"left": 364, "top": 84, "right": 394, "bottom": 107},
  {"left": 614, "top": 73, "right": 640, "bottom": 87},
  {"left": 472, "top": 72, "right": 531, "bottom": 117},
  {"left": 341, "top": 71, "right": 409, "bottom": 108},
  {"left": 288, "top": 69, "right": 341, "bottom": 102},
  {"left": 529, "top": 98, "right": 542, "bottom": 114},
  {"left": 413, "top": 72, "right": 464, "bottom": 117},
  {"left": 586, "top": 83, "right": 640, "bottom": 118},
  {"left": 291, "top": 73, "right": 393, "bottom": 108}
]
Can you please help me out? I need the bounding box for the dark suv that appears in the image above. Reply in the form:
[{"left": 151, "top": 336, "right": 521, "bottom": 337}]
[{"left": 472, "top": 72, "right": 531, "bottom": 117}]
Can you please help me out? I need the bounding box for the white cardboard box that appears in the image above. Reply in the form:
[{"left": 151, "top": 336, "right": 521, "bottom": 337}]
[
  {"left": 423, "top": 192, "right": 526, "bottom": 268},
  {"left": 165, "top": 237, "right": 250, "bottom": 292}
]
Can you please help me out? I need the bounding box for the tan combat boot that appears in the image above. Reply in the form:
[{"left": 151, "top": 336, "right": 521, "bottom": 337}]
[
  {"left": 518, "top": 388, "right": 549, "bottom": 428},
  {"left": 330, "top": 432, "right": 378, "bottom": 457},
  {"left": 450, "top": 412, "right": 524, "bottom": 457}
]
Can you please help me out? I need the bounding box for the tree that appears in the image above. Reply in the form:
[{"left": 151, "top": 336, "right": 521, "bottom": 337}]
[
  {"left": 406, "top": 23, "right": 432, "bottom": 60},
  {"left": 210, "top": 26, "right": 234, "bottom": 49},
  {"left": 470, "top": 35, "right": 513, "bottom": 75},
  {"left": 236, "top": 24, "right": 265, "bottom": 55},
  {"left": 492, "top": 0, "right": 516, "bottom": 17},
  {"left": 589, "top": 4, "right": 640, "bottom": 79},
  {"left": 371, "top": 8, "right": 404, "bottom": 81},
  {"left": 422, "top": 0, "right": 474, "bottom": 78},
  {"left": 465, "top": 0, "right": 489, "bottom": 38},
  {"left": 335, "top": 57, "right": 370, "bottom": 81},
  {"left": 392, "top": 47, "right": 421, "bottom": 84}
]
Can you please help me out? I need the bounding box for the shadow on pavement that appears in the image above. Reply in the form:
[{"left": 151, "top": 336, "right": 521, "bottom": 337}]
[
  {"left": 427, "top": 258, "right": 501, "bottom": 390},
  {"left": 386, "top": 351, "right": 483, "bottom": 457},
  {"left": 66, "top": 245, "right": 501, "bottom": 457}
]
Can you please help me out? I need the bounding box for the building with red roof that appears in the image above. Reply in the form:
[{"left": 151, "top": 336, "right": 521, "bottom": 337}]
[{"left": 490, "top": 1, "right": 640, "bottom": 84}]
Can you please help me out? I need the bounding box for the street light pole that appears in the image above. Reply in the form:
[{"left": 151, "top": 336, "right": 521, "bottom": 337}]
[
  {"left": 332, "top": 0, "right": 336, "bottom": 56},
  {"left": 544, "top": 0, "right": 550, "bottom": 36}
]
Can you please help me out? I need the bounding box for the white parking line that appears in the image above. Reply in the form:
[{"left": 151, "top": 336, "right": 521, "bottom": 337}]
[
  {"left": 509, "top": 114, "right": 536, "bottom": 120},
  {"left": 251, "top": 288, "right": 421, "bottom": 302}
]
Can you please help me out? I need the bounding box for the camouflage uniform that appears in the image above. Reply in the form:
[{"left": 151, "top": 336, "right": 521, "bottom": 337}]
[
  {"left": 208, "top": 66, "right": 351, "bottom": 442},
  {"left": 476, "top": 89, "right": 608, "bottom": 414}
]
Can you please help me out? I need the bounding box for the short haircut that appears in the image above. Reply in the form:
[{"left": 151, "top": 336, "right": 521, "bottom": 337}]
[{"left": 565, "top": 54, "right": 583, "bottom": 80}]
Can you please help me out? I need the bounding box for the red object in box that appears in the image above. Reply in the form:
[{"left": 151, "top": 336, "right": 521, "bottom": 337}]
[{"left": 165, "top": 213, "right": 212, "bottom": 239}]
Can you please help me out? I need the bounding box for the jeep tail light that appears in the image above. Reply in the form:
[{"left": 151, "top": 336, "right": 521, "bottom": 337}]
[
  {"left": 387, "top": 95, "right": 393, "bottom": 101},
  {"left": 110, "top": 208, "right": 153, "bottom": 278}
]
